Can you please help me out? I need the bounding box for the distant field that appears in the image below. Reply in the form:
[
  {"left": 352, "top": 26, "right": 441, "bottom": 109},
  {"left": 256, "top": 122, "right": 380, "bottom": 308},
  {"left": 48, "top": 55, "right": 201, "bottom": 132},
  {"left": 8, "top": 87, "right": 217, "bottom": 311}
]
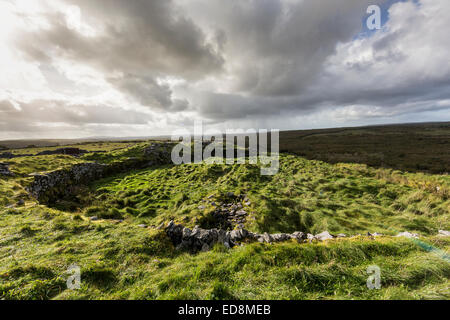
[
  {"left": 279, "top": 122, "right": 450, "bottom": 174},
  {"left": 0, "top": 139, "right": 150, "bottom": 150},
  {"left": 2, "top": 122, "right": 449, "bottom": 173}
]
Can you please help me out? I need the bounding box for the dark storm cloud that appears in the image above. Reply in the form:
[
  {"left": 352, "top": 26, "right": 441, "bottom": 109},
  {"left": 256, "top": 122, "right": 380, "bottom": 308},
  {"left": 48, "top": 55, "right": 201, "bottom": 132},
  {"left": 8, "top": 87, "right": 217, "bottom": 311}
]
[
  {"left": 179, "top": 0, "right": 450, "bottom": 121},
  {"left": 2, "top": 0, "right": 449, "bottom": 138},
  {"left": 14, "top": 0, "right": 223, "bottom": 110},
  {"left": 110, "top": 75, "right": 179, "bottom": 111},
  {"left": 0, "top": 99, "right": 152, "bottom": 133},
  {"left": 0, "top": 100, "right": 17, "bottom": 113},
  {"left": 212, "top": 0, "right": 383, "bottom": 96}
]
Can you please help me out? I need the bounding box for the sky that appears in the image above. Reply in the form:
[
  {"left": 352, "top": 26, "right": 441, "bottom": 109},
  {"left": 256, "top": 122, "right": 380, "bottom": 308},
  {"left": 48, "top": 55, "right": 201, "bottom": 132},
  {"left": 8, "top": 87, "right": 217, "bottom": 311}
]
[{"left": 0, "top": 0, "right": 449, "bottom": 139}]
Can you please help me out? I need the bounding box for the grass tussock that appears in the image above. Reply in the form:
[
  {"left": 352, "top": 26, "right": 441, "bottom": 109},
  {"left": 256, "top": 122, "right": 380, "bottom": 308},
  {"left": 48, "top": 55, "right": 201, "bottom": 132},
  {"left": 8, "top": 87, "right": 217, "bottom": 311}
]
[{"left": 0, "top": 140, "right": 449, "bottom": 300}]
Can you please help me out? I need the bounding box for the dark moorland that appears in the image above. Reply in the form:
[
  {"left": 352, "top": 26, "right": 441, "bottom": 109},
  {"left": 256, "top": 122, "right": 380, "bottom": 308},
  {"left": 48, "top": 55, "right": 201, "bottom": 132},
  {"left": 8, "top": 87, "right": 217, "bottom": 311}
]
[{"left": 279, "top": 122, "right": 450, "bottom": 174}]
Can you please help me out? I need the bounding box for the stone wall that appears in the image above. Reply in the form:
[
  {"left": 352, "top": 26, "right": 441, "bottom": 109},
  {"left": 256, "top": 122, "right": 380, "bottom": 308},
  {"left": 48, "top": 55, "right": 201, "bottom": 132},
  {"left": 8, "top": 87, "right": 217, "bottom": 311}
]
[
  {"left": 166, "top": 221, "right": 450, "bottom": 253},
  {"left": 36, "top": 147, "right": 89, "bottom": 157},
  {"left": 27, "top": 142, "right": 174, "bottom": 203},
  {"left": 27, "top": 162, "right": 107, "bottom": 203},
  {"left": 0, "top": 162, "right": 13, "bottom": 176},
  {"left": 166, "top": 221, "right": 308, "bottom": 252}
]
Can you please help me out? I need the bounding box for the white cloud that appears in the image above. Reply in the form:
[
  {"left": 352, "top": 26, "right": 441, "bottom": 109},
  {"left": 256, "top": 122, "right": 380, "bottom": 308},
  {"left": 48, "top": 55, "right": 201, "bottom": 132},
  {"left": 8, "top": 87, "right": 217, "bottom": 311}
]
[{"left": 0, "top": 0, "right": 449, "bottom": 139}]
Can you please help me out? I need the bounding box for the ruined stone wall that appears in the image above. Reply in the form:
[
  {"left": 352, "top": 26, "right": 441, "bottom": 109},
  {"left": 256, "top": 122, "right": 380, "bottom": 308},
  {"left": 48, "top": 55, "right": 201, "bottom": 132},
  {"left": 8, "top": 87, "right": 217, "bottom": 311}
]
[
  {"left": 27, "top": 162, "right": 108, "bottom": 203},
  {"left": 166, "top": 221, "right": 308, "bottom": 252},
  {"left": 0, "top": 162, "right": 13, "bottom": 176},
  {"left": 27, "top": 143, "right": 174, "bottom": 203}
]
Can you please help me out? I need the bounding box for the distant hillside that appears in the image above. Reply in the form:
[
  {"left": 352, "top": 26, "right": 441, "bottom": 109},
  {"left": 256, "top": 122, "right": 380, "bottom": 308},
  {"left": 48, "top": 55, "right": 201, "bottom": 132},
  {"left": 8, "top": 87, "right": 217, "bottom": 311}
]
[
  {"left": 1, "top": 122, "right": 449, "bottom": 173},
  {"left": 279, "top": 122, "right": 450, "bottom": 174}
]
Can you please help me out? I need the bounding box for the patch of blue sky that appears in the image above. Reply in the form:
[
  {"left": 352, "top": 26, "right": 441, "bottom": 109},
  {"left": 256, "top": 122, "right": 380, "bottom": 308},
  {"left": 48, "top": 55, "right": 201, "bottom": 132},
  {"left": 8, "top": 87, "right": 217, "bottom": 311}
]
[{"left": 355, "top": 0, "right": 421, "bottom": 39}]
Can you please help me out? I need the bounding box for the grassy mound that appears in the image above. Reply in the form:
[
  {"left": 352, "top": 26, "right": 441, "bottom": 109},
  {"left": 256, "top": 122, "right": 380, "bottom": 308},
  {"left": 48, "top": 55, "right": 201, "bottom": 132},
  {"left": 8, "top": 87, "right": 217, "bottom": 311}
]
[
  {"left": 0, "top": 142, "right": 449, "bottom": 300},
  {"left": 81, "top": 154, "right": 449, "bottom": 235},
  {"left": 0, "top": 206, "right": 448, "bottom": 299}
]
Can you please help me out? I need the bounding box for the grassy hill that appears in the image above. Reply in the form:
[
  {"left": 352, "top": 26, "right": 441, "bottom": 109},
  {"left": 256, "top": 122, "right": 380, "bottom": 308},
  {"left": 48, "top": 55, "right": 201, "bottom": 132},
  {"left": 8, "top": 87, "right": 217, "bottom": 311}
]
[
  {"left": 0, "top": 139, "right": 449, "bottom": 300},
  {"left": 279, "top": 122, "right": 450, "bottom": 174}
]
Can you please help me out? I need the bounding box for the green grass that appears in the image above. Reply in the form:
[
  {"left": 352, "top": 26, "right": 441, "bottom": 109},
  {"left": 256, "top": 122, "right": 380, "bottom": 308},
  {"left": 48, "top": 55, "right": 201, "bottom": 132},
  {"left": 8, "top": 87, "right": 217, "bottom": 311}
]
[
  {"left": 7, "top": 155, "right": 86, "bottom": 176},
  {"left": 0, "top": 205, "right": 448, "bottom": 299},
  {"left": 1, "top": 141, "right": 140, "bottom": 155},
  {"left": 80, "top": 142, "right": 151, "bottom": 164},
  {"left": 279, "top": 122, "right": 450, "bottom": 174},
  {"left": 79, "top": 154, "right": 449, "bottom": 235},
  {"left": 0, "top": 141, "right": 449, "bottom": 300}
]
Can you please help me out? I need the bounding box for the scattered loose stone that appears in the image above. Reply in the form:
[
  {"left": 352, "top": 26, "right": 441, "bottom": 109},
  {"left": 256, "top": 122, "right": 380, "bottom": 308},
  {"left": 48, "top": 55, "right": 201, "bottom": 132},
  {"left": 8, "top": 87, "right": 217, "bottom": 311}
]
[
  {"left": 0, "top": 152, "right": 16, "bottom": 159},
  {"left": 89, "top": 216, "right": 99, "bottom": 221},
  {"left": 16, "top": 199, "right": 25, "bottom": 206},
  {"left": 271, "top": 233, "right": 291, "bottom": 242},
  {"left": 0, "top": 163, "right": 13, "bottom": 176},
  {"left": 156, "top": 222, "right": 165, "bottom": 229},
  {"left": 337, "top": 233, "right": 347, "bottom": 238},
  {"left": 438, "top": 230, "right": 450, "bottom": 237},
  {"left": 372, "top": 232, "right": 383, "bottom": 237},
  {"left": 314, "top": 231, "right": 334, "bottom": 241},
  {"left": 137, "top": 224, "right": 147, "bottom": 228},
  {"left": 396, "top": 231, "right": 419, "bottom": 239},
  {"left": 291, "top": 231, "right": 306, "bottom": 242}
]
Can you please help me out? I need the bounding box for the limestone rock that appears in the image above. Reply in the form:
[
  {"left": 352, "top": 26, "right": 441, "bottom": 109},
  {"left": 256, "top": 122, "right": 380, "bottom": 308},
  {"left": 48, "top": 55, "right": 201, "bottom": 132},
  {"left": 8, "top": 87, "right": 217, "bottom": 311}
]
[
  {"left": 166, "top": 221, "right": 232, "bottom": 253},
  {"left": 290, "top": 231, "right": 306, "bottom": 242},
  {"left": 0, "top": 152, "right": 15, "bottom": 159},
  {"left": 395, "top": 231, "right": 419, "bottom": 239},
  {"left": 372, "top": 232, "right": 383, "bottom": 237},
  {"left": 0, "top": 163, "right": 13, "bottom": 176},
  {"left": 315, "top": 231, "right": 334, "bottom": 241},
  {"left": 438, "top": 230, "right": 450, "bottom": 237},
  {"left": 166, "top": 222, "right": 347, "bottom": 252},
  {"left": 271, "top": 233, "right": 291, "bottom": 242},
  {"left": 262, "top": 232, "right": 273, "bottom": 243}
]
